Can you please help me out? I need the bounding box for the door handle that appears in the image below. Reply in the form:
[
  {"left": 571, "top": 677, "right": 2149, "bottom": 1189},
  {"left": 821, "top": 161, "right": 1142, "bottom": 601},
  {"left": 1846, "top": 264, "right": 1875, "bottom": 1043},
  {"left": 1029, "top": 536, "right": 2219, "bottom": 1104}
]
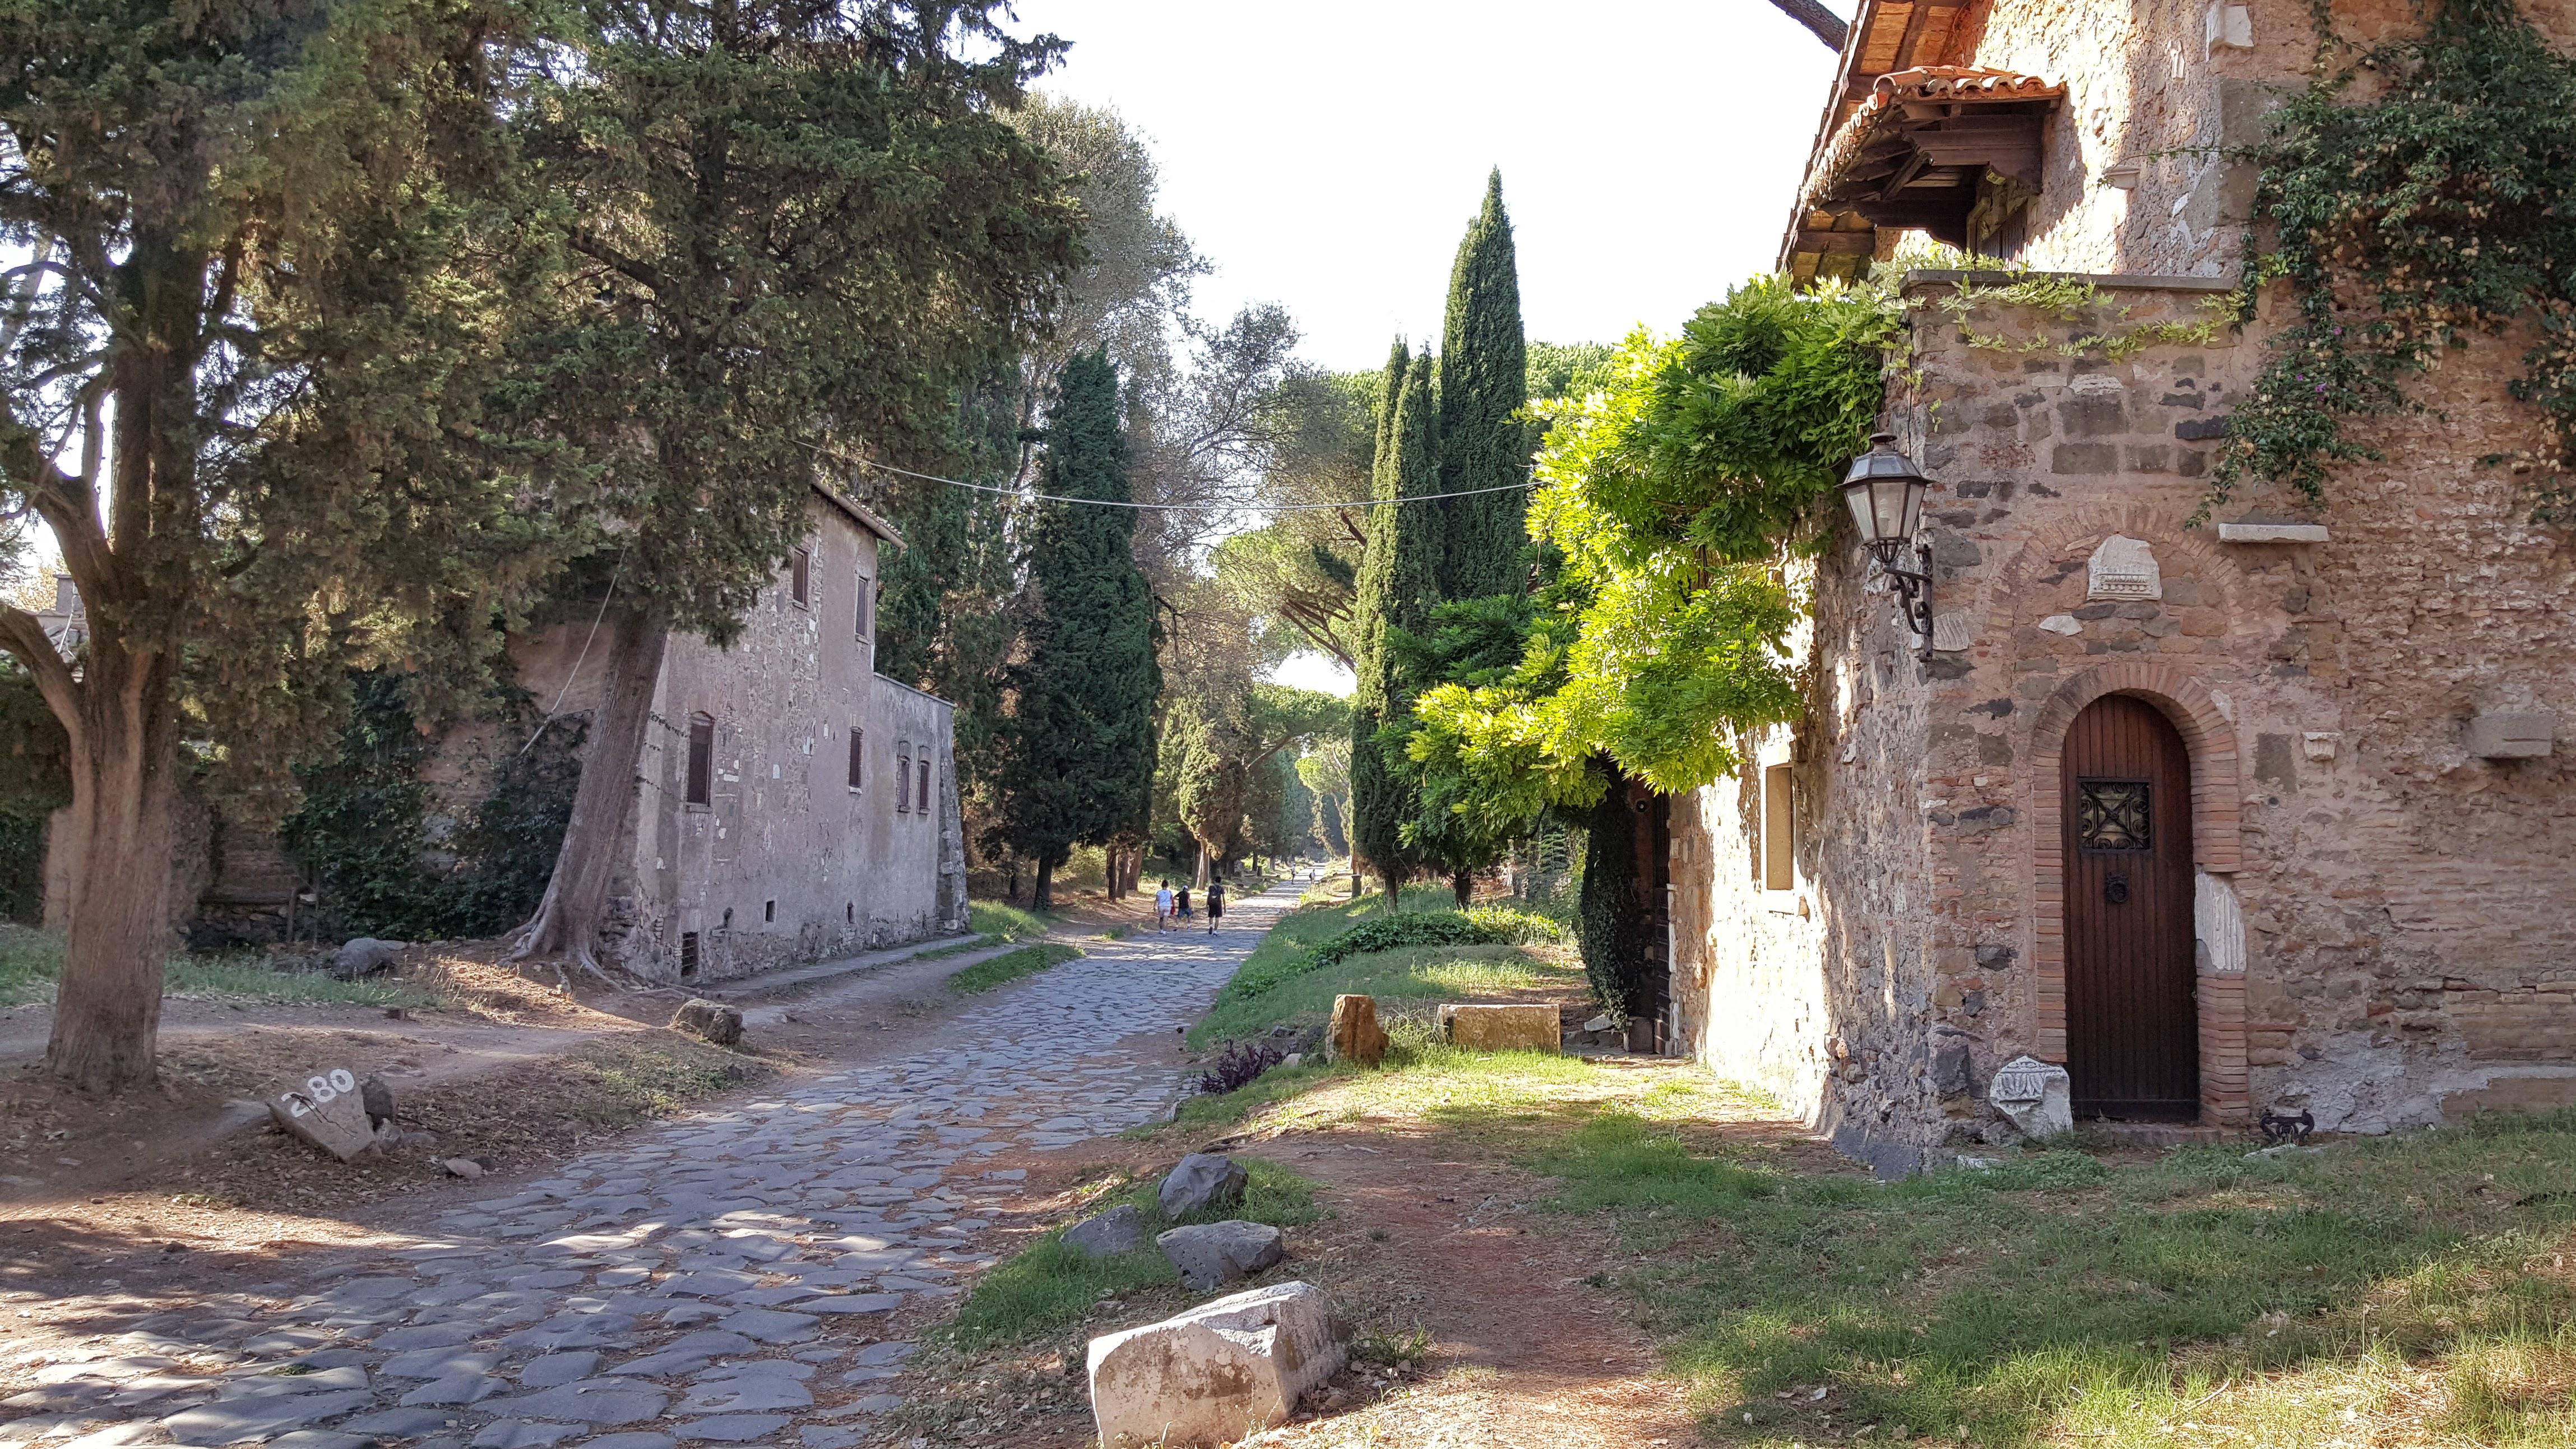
[{"left": 2105, "top": 873, "right": 2129, "bottom": 904}]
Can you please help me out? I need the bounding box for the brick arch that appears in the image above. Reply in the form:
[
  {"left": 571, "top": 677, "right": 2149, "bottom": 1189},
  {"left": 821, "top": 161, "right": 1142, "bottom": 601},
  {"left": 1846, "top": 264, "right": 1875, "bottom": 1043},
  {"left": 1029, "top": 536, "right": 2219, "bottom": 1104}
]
[{"left": 2026, "top": 662, "right": 2250, "bottom": 1127}]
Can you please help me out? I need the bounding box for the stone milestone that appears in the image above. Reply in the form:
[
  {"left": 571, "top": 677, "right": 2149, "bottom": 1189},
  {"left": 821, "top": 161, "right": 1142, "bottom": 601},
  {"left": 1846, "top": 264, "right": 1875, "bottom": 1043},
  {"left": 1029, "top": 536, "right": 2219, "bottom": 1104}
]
[
  {"left": 667, "top": 998, "right": 745, "bottom": 1047},
  {"left": 1087, "top": 1281, "right": 1344, "bottom": 1449},
  {"left": 1437, "top": 1002, "right": 1561, "bottom": 1053},
  {"left": 267, "top": 1066, "right": 381, "bottom": 1161},
  {"left": 1327, "top": 994, "right": 1388, "bottom": 1068},
  {"left": 1062, "top": 1205, "right": 1148, "bottom": 1260},
  {"left": 1157, "top": 1152, "right": 1247, "bottom": 1219},
  {"left": 1156, "top": 1221, "right": 1285, "bottom": 1293},
  {"left": 1987, "top": 1055, "right": 2074, "bottom": 1141}
]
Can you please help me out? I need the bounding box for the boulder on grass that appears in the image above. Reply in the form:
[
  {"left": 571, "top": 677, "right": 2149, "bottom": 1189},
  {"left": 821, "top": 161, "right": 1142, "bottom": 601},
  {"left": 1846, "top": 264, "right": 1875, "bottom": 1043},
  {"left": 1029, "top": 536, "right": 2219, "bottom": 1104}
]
[
  {"left": 1438, "top": 1002, "right": 1562, "bottom": 1053},
  {"left": 1157, "top": 1152, "right": 1247, "bottom": 1219},
  {"left": 1062, "top": 1205, "right": 1148, "bottom": 1260},
  {"left": 1088, "top": 1281, "right": 1342, "bottom": 1449},
  {"left": 330, "top": 938, "right": 405, "bottom": 981},
  {"left": 668, "top": 998, "right": 744, "bottom": 1047},
  {"left": 1327, "top": 994, "right": 1388, "bottom": 1068},
  {"left": 1156, "top": 1220, "right": 1284, "bottom": 1291}
]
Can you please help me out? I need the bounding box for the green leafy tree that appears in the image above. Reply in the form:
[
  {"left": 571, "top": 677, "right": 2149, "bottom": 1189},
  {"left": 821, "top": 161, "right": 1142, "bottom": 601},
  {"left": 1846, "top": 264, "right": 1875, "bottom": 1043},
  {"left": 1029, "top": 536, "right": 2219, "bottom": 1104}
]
[
  {"left": 1348, "top": 348, "right": 1443, "bottom": 904},
  {"left": 1171, "top": 683, "right": 1343, "bottom": 882},
  {"left": 1295, "top": 735, "right": 1352, "bottom": 860},
  {"left": 0, "top": 0, "right": 560, "bottom": 1090},
  {"left": 1436, "top": 169, "right": 1532, "bottom": 601},
  {"left": 500, "top": 0, "right": 1081, "bottom": 969},
  {"left": 983, "top": 350, "right": 1160, "bottom": 908}
]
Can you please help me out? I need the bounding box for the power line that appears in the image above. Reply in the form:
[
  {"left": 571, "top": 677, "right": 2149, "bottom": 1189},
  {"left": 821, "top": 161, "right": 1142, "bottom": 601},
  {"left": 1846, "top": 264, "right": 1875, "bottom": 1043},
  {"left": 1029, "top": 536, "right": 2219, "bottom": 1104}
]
[{"left": 835, "top": 451, "right": 1537, "bottom": 513}]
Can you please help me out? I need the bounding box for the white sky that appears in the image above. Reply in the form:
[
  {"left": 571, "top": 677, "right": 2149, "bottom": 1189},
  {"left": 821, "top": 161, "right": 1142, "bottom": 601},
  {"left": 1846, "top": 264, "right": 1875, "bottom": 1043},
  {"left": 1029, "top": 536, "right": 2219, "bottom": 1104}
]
[{"left": 1004, "top": 0, "right": 1857, "bottom": 693}]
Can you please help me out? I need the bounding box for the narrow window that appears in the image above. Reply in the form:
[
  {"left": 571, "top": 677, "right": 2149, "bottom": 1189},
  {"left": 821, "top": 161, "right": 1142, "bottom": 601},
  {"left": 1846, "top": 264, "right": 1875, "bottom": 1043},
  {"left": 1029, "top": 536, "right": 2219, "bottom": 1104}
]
[
  {"left": 789, "top": 546, "right": 811, "bottom": 608},
  {"left": 1762, "top": 764, "right": 1796, "bottom": 892},
  {"left": 845, "top": 902, "right": 854, "bottom": 924},
  {"left": 918, "top": 757, "right": 931, "bottom": 814},
  {"left": 763, "top": 899, "right": 776, "bottom": 924},
  {"left": 854, "top": 573, "right": 873, "bottom": 642},
  {"left": 846, "top": 725, "right": 865, "bottom": 790},
  {"left": 896, "top": 743, "right": 911, "bottom": 812},
  {"left": 686, "top": 714, "right": 715, "bottom": 805},
  {"left": 679, "top": 931, "right": 701, "bottom": 981}
]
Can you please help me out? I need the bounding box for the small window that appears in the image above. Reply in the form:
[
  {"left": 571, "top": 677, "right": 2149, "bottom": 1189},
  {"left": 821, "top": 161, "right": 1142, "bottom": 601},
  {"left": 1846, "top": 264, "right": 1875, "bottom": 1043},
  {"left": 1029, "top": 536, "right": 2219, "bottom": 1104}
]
[
  {"left": 845, "top": 902, "right": 854, "bottom": 924},
  {"left": 1762, "top": 764, "right": 1796, "bottom": 892},
  {"left": 789, "top": 546, "right": 811, "bottom": 608},
  {"left": 895, "top": 743, "right": 911, "bottom": 812},
  {"left": 763, "top": 899, "right": 776, "bottom": 923},
  {"left": 679, "top": 930, "right": 701, "bottom": 980},
  {"left": 2078, "top": 780, "right": 2152, "bottom": 851},
  {"left": 918, "top": 757, "right": 931, "bottom": 814},
  {"left": 846, "top": 725, "right": 864, "bottom": 790},
  {"left": 685, "top": 714, "right": 715, "bottom": 805},
  {"left": 855, "top": 574, "right": 874, "bottom": 642}
]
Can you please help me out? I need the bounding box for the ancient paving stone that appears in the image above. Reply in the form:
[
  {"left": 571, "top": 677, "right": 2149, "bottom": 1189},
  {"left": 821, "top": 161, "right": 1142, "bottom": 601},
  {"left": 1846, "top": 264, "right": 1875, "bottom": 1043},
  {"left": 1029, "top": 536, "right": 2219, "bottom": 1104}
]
[{"left": 22, "top": 890, "right": 1290, "bottom": 1449}]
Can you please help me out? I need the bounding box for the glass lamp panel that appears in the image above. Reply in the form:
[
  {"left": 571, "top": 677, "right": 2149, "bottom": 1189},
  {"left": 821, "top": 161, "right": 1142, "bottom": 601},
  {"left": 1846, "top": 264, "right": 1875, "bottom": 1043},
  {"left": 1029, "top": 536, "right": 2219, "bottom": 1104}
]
[
  {"left": 1897, "top": 476, "right": 1925, "bottom": 539},
  {"left": 1842, "top": 482, "right": 1878, "bottom": 540},
  {"left": 1871, "top": 476, "right": 1915, "bottom": 541}
]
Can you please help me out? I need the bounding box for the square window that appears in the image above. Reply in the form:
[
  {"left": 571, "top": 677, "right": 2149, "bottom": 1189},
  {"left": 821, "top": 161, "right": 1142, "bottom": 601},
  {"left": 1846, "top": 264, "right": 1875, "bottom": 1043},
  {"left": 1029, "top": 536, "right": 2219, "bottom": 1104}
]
[{"left": 2078, "top": 780, "right": 2152, "bottom": 851}]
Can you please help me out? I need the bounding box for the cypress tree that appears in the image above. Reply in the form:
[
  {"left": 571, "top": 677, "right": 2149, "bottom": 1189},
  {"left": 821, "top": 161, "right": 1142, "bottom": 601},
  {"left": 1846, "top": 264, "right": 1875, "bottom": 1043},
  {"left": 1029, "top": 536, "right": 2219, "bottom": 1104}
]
[
  {"left": 984, "top": 350, "right": 1161, "bottom": 908},
  {"left": 1435, "top": 169, "right": 1532, "bottom": 600},
  {"left": 1349, "top": 350, "right": 1443, "bottom": 904}
]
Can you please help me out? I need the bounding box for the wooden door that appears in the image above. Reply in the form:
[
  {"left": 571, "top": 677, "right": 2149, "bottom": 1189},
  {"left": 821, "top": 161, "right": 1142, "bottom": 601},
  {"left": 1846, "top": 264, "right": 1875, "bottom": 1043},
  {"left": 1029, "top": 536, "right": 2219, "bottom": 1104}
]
[
  {"left": 1625, "top": 780, "right": 1672, "bottom": 1054},
  {"left": 2062, "top": 695, "right": 2199, "bottom": 1119}
]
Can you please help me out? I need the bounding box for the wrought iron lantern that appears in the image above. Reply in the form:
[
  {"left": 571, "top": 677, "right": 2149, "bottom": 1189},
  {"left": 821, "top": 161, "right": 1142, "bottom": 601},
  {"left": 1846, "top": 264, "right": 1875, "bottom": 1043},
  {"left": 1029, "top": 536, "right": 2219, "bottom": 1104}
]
[{"left": 1840, "top": 432, "right": 1935, "bottom": 659}]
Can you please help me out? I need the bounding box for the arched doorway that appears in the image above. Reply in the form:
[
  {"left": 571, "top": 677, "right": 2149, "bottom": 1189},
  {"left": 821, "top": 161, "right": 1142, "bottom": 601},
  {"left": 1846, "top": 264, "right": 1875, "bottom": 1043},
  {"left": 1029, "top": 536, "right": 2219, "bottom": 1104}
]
[{"left": 2061, "top": 695, "right": 2199, "bottom": 1120}]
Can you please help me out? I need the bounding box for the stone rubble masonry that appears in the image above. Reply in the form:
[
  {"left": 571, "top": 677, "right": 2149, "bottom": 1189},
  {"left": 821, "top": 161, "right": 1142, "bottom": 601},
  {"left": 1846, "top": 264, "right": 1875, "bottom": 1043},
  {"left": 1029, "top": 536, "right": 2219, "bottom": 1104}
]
[{"left": 1671, "top": 271, "right": 2575, "bottom": 1169}]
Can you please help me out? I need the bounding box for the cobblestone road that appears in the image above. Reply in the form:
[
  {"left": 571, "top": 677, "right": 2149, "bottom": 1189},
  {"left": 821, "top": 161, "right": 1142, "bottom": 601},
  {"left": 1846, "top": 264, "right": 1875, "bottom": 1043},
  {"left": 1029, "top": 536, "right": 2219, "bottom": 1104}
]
[{"left": 3, "top": 886, "right": 1295, "bottom": 1449}]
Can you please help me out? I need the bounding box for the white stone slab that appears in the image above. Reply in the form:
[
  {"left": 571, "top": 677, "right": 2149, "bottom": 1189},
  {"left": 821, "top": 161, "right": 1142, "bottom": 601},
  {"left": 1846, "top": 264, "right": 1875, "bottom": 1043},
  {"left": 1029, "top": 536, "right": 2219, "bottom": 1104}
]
[
  {"left": 1987, "top": 1055, "right": 2073, "bottom": 1141},
  {"left": 2086, "top": 535, "right": 2162, "bottom": 600},
  {"left": 2216, "top": 522, "right": 2328, "bottom": 543},
  {"left": 1088, "top": 1281, "right": 1342, "bottom": 1448}
]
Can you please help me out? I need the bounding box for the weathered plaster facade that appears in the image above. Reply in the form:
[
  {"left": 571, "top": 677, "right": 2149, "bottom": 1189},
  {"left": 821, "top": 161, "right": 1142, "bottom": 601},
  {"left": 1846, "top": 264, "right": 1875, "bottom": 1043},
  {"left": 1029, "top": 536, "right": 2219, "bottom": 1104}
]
[
  {"left": 1692, "top": 0, "right": 2576, "bottom": 1171},
  {"left": 515, "top": 487, "right": 968, "bottom": 984}
]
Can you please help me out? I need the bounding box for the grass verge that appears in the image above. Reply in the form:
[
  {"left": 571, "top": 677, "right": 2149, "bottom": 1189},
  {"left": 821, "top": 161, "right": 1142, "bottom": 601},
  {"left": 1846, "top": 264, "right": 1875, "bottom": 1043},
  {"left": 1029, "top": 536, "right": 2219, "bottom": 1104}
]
[
  {"left": 968, "top": 899, "right": 1052, "bottom": 942},
  {"left": 911, "top": 934, "right": 998, "bottom": 962},
  {"left": 0, "top": 929, "right": 438, "bottom": 1008},
  {"left": 948, "top": 942, "right": 1081, "bottom": 995},
  {"left": 1182, "top": 883, "right": 1471, "bottom": 1049},
  {"left": 939, "top": 1157, "right": 1323, "bottom": 1351}
]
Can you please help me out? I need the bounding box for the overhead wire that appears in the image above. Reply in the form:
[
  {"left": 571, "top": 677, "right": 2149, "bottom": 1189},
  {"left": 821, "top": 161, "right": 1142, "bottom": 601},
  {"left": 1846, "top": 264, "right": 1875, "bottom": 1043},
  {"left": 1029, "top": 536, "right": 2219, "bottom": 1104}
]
[{"left": 824, "top": 449, "right": 1538, "bottom": 513}]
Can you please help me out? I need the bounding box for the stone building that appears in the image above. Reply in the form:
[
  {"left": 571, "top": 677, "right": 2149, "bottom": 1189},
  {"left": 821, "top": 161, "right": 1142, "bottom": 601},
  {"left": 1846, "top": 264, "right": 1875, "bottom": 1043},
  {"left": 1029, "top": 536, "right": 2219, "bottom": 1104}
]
[
  {"left": 1662, "top": 0, "right": 2576, "bottom": 1171},
  {"left": 513, "top": 483, "right": 970, "bottom": 984}
]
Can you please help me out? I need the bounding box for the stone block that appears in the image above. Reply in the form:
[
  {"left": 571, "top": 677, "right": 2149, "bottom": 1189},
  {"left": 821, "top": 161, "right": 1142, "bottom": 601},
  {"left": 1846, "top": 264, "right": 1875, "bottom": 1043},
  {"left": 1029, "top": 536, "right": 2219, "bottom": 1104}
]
[
  {"left": 1157, "top": 1221, "right": 1286, "bottom": 1291},
  {"left": 2217, "top": 521, "right": 2328, "bottom": 544},
  {"left": 1087, "top": 1281, "right": 1343, "bottom": 1448},
  {"left": 1158, "top": 1153, "right": 1248, "bottom": 1219},
  {"left": 267, "top": 1067, "right": 378, "bottom": 1162},
  {"left": 1328, "top": 994, "right": 1388, "bottom": 1067},
  {"left": 330, "top": 937, "right": 405, "bottom": 980},
  {"left": 668, "top": 999, "right": 744, "bottom": 1046},
  {"left": 1987, "top": 1055, "right": 2073, "bottom": 1141},
  {"left": 1062, "top": 1205, "right": 1148, "bottom": 1260},
  {"left": 1437, "top": 1003, "right": 1561, "bottom": 1053},
  {"left": 2466, "top": 712, "right": 2554, "bottom": 760}
]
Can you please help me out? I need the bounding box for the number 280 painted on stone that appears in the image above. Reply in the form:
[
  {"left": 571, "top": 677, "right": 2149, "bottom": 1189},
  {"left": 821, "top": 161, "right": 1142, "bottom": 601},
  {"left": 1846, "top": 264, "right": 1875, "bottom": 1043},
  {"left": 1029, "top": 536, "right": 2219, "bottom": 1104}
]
[{"left": 280, "top": 1068, "right": 358, "bottom": 1117}]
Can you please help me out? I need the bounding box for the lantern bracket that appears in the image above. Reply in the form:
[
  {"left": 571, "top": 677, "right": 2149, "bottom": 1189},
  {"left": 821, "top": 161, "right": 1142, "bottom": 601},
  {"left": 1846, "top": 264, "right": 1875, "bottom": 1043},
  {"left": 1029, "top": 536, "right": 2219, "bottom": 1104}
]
[{"left": 1870, "top": 539, "right": 1936, "bottom": 661}]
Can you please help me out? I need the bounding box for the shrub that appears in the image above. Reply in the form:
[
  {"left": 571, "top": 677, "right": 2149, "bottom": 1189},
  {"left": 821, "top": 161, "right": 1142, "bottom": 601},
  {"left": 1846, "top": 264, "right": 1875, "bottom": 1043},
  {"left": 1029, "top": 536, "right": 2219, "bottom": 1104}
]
[
  {"left": 1222, "top": 909, "right": 1511, "bottom": 1001},
  {"left": 1196, "top": 1040, "right": 1286, "bottom": 1096},
  {"left": 1462, "top": 904, "right": 1565, "bottom": 945}
]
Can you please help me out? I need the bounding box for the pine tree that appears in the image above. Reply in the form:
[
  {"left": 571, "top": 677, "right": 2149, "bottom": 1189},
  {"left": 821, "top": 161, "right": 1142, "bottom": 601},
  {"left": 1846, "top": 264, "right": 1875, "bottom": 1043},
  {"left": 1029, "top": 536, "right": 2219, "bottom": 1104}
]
[
  {"left": 1436, "top": 170, "right": 1532, "bottom": 601},
  {"left": 1348, "top": 350, "right": 1443, "bottom": 905},
  {"left": 984, "top": 350, "right": 1161, "bottom": 909}
]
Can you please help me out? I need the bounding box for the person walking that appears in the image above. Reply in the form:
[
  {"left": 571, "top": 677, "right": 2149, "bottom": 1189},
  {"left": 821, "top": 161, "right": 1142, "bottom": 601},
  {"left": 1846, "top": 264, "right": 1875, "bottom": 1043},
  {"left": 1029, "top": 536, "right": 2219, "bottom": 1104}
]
[
  {"left": 1205, "top": 878, "right": 1225, "bottom": 934},
  {"left": 1153, "top": 880, "right": 1174, "bottom": 933},
  {"left": 1174, "top": 885, "right": 1191, "bottom": 924}
]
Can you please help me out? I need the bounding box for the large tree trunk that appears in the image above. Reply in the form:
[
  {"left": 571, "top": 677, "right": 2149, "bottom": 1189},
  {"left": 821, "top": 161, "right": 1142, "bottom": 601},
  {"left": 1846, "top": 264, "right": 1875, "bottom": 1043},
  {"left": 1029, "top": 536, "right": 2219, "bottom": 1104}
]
[
  {"left": 44, "top": 650, "right": 182, "bottom": 1094},
  {"left": 1031, "top": 854, "right": 1057, "bottom": 911},
  {"left": 1452, "top": 869, "right": 1474, "bottom": 909},
  {"left": 1194, "top": 842, "right": 1212, "bottom": 889},
  {"left": 508, "top": 607, "right": 670, "bottom": 979}
]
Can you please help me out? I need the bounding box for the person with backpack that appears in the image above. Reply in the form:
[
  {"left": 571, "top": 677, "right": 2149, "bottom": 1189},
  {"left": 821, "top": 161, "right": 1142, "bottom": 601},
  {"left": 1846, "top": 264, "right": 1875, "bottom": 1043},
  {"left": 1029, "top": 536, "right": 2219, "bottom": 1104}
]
[
  {"left": 1205, "top": 878, "right": 1225, "bottom": 934},
  {"left": 1175, "top": 885, "right": 1192, "bottom": 923}
]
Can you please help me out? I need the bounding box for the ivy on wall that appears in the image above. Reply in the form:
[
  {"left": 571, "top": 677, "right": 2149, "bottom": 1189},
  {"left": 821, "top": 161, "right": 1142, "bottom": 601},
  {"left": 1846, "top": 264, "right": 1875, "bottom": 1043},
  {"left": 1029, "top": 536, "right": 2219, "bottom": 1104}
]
[
  {"left": 283, "top": 672, "right": 586, "bottom": 942},
  {"left": 2219, "top": 0, "right": 2576, "bottom": 512}
]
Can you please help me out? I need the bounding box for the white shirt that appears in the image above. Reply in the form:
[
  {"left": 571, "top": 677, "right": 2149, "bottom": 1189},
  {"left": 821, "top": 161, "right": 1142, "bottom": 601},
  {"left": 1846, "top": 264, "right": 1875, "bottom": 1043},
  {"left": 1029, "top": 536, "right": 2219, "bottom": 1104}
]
[{"left": 1155, "top": 887, "right": 1174, "bottom": 913}]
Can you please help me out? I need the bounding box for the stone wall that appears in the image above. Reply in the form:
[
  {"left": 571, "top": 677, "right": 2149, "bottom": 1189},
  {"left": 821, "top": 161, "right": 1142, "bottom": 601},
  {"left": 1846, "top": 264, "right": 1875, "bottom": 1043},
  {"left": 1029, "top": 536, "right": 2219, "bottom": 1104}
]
[{"left": 1675, "top": 276, "right": 2575, "bottom": 1164}]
